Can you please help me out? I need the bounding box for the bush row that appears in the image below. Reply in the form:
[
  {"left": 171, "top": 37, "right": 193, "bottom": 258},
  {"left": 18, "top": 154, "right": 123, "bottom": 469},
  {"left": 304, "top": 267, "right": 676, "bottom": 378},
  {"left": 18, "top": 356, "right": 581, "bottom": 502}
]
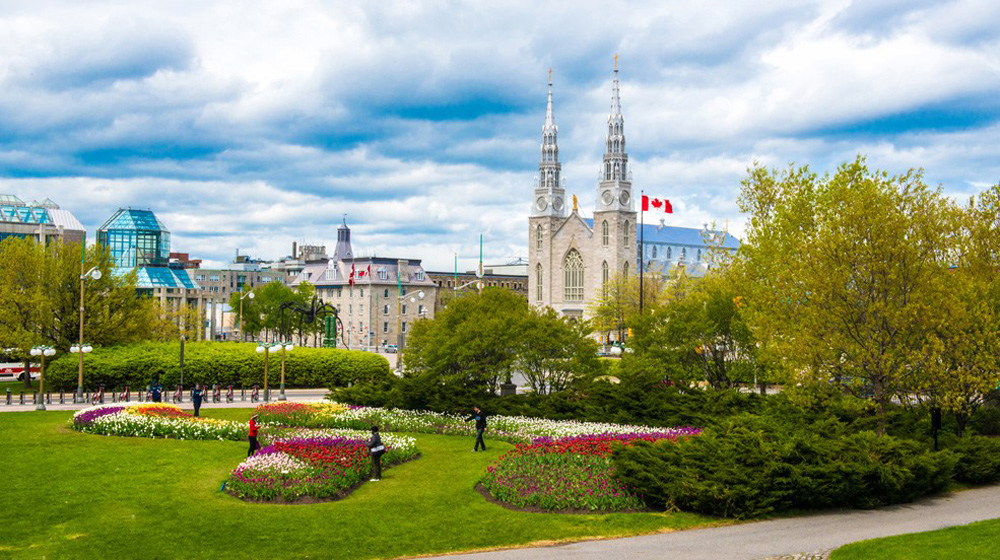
[
  {"left": 43, "top": 342, "right": 393, "bottom": 390},
  {"left": 611, "top": 415, "right": 956, "bottom": 519}
]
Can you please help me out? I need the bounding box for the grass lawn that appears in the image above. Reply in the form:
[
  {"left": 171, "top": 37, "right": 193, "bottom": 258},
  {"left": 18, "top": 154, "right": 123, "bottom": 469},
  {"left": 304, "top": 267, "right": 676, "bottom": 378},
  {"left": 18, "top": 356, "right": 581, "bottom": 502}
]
[
  {"left": 831, "top": 519, "right": 1000, "bottom": 559},
  {"left": 1, "top": 408, "right": 717, "bottom": 559}
]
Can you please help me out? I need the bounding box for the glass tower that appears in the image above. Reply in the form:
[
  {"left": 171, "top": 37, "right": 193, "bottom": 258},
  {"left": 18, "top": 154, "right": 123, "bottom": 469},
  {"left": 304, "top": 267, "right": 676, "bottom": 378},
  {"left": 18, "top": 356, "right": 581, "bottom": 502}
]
[{"left": 97, "top": 208, "right": 197, "bottom": 290}]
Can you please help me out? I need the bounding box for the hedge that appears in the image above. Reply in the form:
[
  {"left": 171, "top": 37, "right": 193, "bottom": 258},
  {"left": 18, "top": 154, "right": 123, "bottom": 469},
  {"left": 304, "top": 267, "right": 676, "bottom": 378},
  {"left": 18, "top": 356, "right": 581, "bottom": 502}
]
[
  {"left": 43, "top": 342, "right": 393, "bottom": 391},
  {"left": 612, "top": 415, "right": 956, "bottom": 519}
]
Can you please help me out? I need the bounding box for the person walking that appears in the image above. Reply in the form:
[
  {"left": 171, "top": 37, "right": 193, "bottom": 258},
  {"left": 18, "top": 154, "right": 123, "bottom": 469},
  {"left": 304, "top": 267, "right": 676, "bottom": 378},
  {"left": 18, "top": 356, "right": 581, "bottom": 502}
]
[
  {"left": 466, "top": 406, "right": 487, "bottom": 452},
  {"left": 369, "top": 426, "right": 385, "bottom": 481},
  {"left": 248, "top": 413, "right": 260, "bottom": 457},
  {"left": 192, "top": 383, "right": 204, "bottom": 417}
]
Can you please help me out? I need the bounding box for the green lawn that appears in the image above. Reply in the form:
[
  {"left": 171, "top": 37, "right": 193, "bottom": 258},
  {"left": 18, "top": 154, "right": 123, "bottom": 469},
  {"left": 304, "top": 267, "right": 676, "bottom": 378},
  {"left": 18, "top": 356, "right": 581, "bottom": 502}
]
[
  {"left": 1, "top": 408, "right": 716, "bottom": 559},
  {"left": 832, "top": 519, "right": 1000, "bottom": 559}
]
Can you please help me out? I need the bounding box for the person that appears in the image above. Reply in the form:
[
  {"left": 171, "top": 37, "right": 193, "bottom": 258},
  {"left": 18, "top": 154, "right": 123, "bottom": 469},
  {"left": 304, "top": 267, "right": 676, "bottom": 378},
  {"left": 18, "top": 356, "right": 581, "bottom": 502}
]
[
  {"left": 248, "top": 413, "right": 260, "bottom": 457},
  {"left": 466, "top": 406, "right": 487, "bottom": 452},
  {"left": 368, "top": 425, "right": 385, "bottom": 481},
  {"left": 150, "top": 379, "right": 163, "bottom": 403},
  {"left": 192, "top": 383, "right": 204, "bottom": 417}
]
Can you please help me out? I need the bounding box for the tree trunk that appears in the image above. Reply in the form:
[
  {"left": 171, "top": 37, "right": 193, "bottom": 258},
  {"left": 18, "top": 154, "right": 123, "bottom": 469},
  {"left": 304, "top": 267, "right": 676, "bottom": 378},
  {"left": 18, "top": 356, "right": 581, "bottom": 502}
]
[{"left": 22, "top": 359, "right": 33, "bottom": 389}]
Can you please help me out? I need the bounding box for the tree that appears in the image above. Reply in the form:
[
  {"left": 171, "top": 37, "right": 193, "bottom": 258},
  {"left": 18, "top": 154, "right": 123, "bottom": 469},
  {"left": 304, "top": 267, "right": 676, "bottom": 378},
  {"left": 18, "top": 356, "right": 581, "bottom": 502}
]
[
  {"left": 589, "top": 271, "right": 669, "bottom": 343},
  {"left": 517, "top": 308, "right": 600, "bottom": 395},
  {"left": 734, "top": 157, "right": 957, "bottom": 432},
  {"left": 0, "top": 238, "right": 166, "bottom": 386}
]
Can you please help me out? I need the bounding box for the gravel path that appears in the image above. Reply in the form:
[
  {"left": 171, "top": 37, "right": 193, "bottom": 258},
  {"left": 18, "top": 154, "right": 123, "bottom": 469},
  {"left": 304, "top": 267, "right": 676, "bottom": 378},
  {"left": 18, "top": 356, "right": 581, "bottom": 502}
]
[{"left": 434, "top": 485, "right": 1000, "bottom": 560}]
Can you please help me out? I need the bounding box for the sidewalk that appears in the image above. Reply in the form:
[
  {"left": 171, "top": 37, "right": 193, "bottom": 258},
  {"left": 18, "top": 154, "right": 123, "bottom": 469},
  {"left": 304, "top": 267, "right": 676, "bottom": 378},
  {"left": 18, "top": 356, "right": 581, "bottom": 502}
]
[{"left": 0, "top": 388, "right": 330, "bottom": 412}]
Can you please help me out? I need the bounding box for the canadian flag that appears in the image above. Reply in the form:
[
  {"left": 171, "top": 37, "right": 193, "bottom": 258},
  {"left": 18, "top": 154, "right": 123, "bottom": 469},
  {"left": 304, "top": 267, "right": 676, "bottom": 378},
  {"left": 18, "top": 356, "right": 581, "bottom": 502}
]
[
  {"left": 641, "top": 195, "right": 673, "bottom": 213},
  {"left": 358, "top": 265, "right": 370, "bottom": 278},
  {"left": 348, "top": 263, "right": 356, "bottom": 286}
]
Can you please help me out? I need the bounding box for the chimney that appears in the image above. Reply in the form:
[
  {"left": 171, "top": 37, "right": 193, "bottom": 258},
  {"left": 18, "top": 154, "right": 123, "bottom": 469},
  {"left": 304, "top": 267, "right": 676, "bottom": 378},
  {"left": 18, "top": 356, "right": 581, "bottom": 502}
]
[{"left": 293, "top": 241, "right": 298, "bottom": 259}]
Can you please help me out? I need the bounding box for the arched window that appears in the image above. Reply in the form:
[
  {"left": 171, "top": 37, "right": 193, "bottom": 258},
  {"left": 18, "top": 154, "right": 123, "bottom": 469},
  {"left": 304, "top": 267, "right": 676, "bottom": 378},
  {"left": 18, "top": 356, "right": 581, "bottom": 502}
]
[
  {"left": 681, "top": 248, "right": 687, "bottom": 260},
  {"left": 602, "top": 221, "right": 609, "bottom": 246},
  {"left": 624, "top": 220, "right": 630, "bottom": 246},
  {"left": 602, "top": 261, "right": 609, "bottom": 296},
  {"left": 697, "top": 249, "right": 702, "bottom": 261},
  {"left": 651, "top": 246, "right": 657, "bottom": 259},
  {"left": 536, "top": 225, "right": 543, "bottom": 250},
  {"left": 535, "top": 264, "right": 543, "bottom": 302},
  {"left": 383, "top": 289, "right": 389, "bottom": 298},
  {"left": 666, "top": 247, "right": 672, "bottom": 260},
  {"left": 623, "top": 261, "right": 630, "bottom": 280},
  {"left": 564, "top": 250, "right": 584, "bottom": 302}
]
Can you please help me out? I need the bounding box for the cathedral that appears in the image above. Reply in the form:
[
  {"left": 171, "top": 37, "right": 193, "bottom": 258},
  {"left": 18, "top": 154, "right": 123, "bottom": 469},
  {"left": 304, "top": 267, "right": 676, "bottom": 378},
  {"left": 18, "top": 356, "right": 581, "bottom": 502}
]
[{"left": 528, "top": 64, "right": 636, "bottom": 320}]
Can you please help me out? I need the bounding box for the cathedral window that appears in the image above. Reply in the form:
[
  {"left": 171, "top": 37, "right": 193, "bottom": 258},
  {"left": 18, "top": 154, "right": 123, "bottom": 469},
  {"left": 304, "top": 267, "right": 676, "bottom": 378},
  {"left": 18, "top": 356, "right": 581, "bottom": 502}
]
[
  {"left": 602, "top": 221, "right": 609, "bottom": 246},
  {"left": 536, "top": 225, "right": 543, "bottom": 250},
  {"left": 624, "top": 221, "right": 630, "bottom": 246},
  {"left": 535, "top": 264, "right": 543, "bottom": 302},
  {"left": 666, "top": 247, "right": 672, "bottom": 260},
  {"left": 652, "top": 246, "right": 657, "bottom": 259},
  {"left": 623, "top": 261, "right": 630, "bottom": 279},
  {"left": 602, "top": 261, "right": 609, "bottom": 296},
  {"left": 564, "top": 250, "right": 584, "bottom": 302},
  {"left": 697, "top": 249, "right": 701, "bottom": 261}
]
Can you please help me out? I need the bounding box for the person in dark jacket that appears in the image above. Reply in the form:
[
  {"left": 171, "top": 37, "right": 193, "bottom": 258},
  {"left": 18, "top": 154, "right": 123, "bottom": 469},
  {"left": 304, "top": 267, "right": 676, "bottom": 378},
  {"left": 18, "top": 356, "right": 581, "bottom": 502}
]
[
  {"left": 192, "top": 383, "right": 204, "bottom": 417},
  {"left": 369, "top": 426, "right": 385, "bottom": 481},
  {"left": 466, "top": 406, "right": 487, "bottom": 452},
  {"left": 150, "top": 379, "right": 163, "bottom": 403},
  {"left": 248, "top": 414, "right": 260, "bottom": 457}
]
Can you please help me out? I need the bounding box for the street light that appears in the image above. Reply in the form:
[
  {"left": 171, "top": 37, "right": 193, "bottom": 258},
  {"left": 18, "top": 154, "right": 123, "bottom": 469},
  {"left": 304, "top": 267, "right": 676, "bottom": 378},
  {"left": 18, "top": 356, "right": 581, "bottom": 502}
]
[
  {"left": 278, "top": 341, "right": 294, "bottom": 401},
  {"left": 255, "top": 342, "right": 281, "bottom": 402},
  {"left": 30, "top": 345, "right": 56, "bottom": 411},
  {"left": 396, "top": 290, "right": 425, "bottom": 371},
  {"left": 239, "top": 290, "right": 255, "bottom": 342},
  {"left": 76, "top": 266, "right": 102, "bottom": 403}
]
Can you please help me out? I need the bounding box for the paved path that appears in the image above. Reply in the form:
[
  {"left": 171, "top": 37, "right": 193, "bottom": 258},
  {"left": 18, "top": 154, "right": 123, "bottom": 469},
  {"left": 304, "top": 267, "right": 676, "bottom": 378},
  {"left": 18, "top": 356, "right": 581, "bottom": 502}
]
[
  {"left": 436, "top": 485, "right": 1000, "bottom": 560},
  {"left": 0, "top": 388, "right": 330, "bottom": 412}
]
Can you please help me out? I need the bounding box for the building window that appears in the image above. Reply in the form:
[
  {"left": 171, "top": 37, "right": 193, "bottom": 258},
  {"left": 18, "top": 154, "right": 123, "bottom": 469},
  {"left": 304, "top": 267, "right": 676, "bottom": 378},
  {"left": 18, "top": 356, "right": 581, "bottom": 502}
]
[
  {"left": 681, "top": 248, "right": 687, "bottom": 260},
  {"left": 666, "top": 247, "right": 672, "bottom": 260},
  {"left": 564, "top": 249, "right": 584, "bottom": 302},
  {"left": 602, "top": 261, "right": 609, "bottom": 295},
  {"left": 418, "top": 304, "right": 424, "bottom": 315},
  {"left": 378, "top": 269, "right": 388, "bottom": 280},
  {"left": 623, "top": 261, "right": 630, "bottom": 279},
  {"left": 536, "top": 225, "right": 543, "bottom": 250},
  {"left": 384, "top": 289, "right": 389, "bottom": 298},
  {"left": 602, "top": 221, "right": 609, "bottom": 246},
  {"left": 359, "top": 304, "right": 364, "bottom": 314},
  {"left": 624, "top": 220, "right": 630, "bottom": 246},
  {"left": 415, "top": 271, "right": 424, "bottom": 281},
  {"left": 402, "top": 322, "right": 407, "bottom": 333},
  {"left": 651, "top": 246, "right": 657, "bottom": 259},
  {"left": 535, "top": 264, "right": 543, "bottom": 302},
  {"left": 360, "top": 288, "right": 364, "bottom": 297},
  {"left": 383, "top": 305, "right": 389, "bottom": 314},
  {"left": 402, "top": 305, "right": 407, "bottom": 315},
  {"left": 383, "top": 322, "right": 389, "bottom": 333},
  {"left": 697, "top": 249, "right": 702, "bottom": 261}
]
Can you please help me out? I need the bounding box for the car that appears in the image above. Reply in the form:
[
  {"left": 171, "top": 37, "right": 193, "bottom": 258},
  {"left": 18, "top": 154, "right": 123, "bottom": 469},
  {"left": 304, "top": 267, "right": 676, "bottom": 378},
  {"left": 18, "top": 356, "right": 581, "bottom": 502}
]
[{"left": 384, "top": 344, "right": 399, "bottom": 353}]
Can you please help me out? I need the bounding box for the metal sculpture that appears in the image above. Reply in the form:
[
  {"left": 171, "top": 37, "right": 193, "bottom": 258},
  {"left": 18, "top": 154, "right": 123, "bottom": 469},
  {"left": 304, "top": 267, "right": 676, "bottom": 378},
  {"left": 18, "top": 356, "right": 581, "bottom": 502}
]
[{"left": 278, "top": 296, "right": 343, "bottom": 347}]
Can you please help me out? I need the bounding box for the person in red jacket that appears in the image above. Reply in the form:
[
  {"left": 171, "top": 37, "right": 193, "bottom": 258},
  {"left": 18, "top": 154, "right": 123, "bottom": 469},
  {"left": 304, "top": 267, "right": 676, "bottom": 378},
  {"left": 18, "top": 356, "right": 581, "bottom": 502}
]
[{"left": 248, "top": 414, "right": 260, "bottom": 457}]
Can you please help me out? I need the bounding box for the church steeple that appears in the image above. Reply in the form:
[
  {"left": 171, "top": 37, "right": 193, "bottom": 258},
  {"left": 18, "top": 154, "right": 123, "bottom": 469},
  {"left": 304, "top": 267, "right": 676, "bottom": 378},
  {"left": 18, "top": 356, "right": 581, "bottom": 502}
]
[
  {"left": 596, "top": 56, "right": 633, "bottom": 212},
  {"left": 333, "top": 215, "right": 353, "bottom": 262},
  {"left": 532, "top": 69, "right": 567, "bottom": 218}
]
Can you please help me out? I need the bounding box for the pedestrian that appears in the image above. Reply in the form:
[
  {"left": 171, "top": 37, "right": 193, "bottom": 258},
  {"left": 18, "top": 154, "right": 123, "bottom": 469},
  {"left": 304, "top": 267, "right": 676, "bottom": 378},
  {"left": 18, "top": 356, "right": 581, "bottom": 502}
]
[
  {"left": 150, "top": 379, "right": 163, "bottom": 403},
  {"left": 248, "top": 413, "right": 260, "bottom": 457},
  {"left": 369, "top": 425, "right": 385, "bottom": 481},
  {"left": 466, "top": 405, "right": 487, "bottom": 452},
  {"left": 192, "top": 382, "right": 204, "bottom": 417}
]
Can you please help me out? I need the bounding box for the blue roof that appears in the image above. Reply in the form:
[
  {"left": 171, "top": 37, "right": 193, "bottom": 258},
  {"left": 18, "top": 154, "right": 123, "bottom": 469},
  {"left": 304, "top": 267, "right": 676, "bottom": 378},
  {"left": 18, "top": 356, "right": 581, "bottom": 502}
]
[
  {"left": 583, "top": 219, "right": 740, "bottom": 249},
  {"left": 123, "top": 267, "right": 199, "bottom": 289},
  {"left": 98, "top": 209, "right": 169, "bottom": 233}
]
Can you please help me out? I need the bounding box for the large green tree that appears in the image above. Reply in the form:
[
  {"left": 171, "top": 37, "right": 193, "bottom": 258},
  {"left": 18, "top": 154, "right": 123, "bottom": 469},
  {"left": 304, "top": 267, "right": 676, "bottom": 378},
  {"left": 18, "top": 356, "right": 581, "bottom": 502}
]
[
  {"left": 734, "top": 157, "right": 957, "bottom": 431},
  {"left": 0, "top": 238, "right": 165, "bottom": 386}
]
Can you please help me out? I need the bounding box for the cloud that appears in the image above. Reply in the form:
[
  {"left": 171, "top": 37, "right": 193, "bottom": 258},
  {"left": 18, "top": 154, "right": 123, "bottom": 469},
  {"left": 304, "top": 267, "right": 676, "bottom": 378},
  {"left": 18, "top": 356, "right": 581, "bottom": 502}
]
[{"left": 0, "top": 0, "right": 998, "bottom": 272}]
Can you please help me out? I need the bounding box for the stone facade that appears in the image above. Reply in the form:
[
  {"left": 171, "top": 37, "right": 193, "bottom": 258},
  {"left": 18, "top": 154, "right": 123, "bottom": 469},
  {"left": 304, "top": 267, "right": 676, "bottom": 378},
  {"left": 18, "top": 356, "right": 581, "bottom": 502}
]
[{"left": 528, "top": 66, "right": 636, "bottom": 319}]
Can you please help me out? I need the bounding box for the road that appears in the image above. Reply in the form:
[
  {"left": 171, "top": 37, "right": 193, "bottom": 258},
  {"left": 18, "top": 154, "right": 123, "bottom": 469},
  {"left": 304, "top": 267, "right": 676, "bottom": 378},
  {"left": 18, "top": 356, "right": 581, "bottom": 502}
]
[
  {"left": 435, "top": 485, "right": 1000, "bottom": 560},
  {"left": 0, "top": 387, "right": 330, "bottom": 412}
]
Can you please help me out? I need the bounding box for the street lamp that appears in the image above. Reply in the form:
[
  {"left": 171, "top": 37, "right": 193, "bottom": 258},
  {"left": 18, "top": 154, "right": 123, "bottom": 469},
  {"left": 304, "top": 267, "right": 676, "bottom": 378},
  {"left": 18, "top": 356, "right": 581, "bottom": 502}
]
[
  {"left": 30, "top": 345, "right": 56, "bottom": 411},
  {"left": 396, "top": 290, "right": 425, "bottom": 371},
  {"left": 76, "top": 266, "right": 102, "bottom": 403},
  {"left": 239, "top": 290, "right": 255, "bottom": 342},
  {"left": 255, "top": 342, "right": 281, "bottom": 402},
  {"left": 278, "top": 341, "right": 294, "bottom": 401}
]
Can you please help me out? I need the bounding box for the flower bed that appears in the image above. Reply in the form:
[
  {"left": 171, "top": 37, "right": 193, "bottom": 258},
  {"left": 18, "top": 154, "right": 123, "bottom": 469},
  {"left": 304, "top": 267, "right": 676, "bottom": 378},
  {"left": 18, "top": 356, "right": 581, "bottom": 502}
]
[
  {"left": 71, "top": 403, "right": 246, "bottom": 440},
  {"left": 225, "top": 429, "right": 419, "bottom": 502},
  {"left": 480, "top": 432, "right": 698, "bottom": 512},
  {"left": 257, "top": 401, "right": 699, "bottom": 444}
]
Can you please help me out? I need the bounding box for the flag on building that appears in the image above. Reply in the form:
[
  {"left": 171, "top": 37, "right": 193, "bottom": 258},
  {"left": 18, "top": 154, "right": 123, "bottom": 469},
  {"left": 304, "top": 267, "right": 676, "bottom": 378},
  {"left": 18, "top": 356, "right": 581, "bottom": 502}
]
[
  {"left": 348, "top": 263, "right": 356, "bottom": 286},
  {"left": 641, "top": 195, "right": 673, "bottom": 213}
]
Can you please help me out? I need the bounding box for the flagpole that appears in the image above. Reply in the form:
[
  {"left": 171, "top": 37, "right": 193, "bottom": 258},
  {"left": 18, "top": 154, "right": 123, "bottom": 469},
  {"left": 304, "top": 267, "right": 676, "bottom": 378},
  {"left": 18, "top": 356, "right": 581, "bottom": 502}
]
[{"left": 639, "top": 190, "right": 644, "bottom": 315}]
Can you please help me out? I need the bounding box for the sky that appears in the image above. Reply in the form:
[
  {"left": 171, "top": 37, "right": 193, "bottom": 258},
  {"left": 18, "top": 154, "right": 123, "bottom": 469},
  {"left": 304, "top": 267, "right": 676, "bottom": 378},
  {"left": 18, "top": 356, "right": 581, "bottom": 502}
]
[{"left": 1, "top": 0, "right": 999, "bottom": 271}]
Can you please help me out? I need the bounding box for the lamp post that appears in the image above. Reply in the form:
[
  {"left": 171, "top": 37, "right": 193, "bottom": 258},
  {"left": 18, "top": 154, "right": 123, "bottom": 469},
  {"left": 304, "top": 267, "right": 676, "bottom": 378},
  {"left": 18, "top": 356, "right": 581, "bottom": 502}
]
[
  {"left": 396, "top": 290, "right": 425, "bottom": 372},
  {"left": 30, "top": 345, "right": 56, "bottom": 411},
  {"left": 239, "top": 290, "right": 255, "bottom": 342},
  {"left": 278, "top": 341, "right": 293, "bottom": 401},
  {"left": 255, "top": 342, "right": 281, "bottom": 402},
  {"left": 76, "top": 266, "right": 102, "bottom": 403}
]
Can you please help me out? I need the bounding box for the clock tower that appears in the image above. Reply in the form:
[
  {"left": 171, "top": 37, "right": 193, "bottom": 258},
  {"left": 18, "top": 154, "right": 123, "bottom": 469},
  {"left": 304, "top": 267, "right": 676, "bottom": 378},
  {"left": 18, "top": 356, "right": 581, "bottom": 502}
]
[{"left": 530, "top": 70, "right": 566, "bottom": 219}]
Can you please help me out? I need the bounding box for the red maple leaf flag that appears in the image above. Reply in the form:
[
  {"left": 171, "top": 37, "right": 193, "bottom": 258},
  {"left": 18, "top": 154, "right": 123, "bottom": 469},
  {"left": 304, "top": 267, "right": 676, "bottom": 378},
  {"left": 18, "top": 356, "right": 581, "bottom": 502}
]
[
  {"left": 641, "top": 195, "right": 673, "bottom": 213},
  {"left": 348, "top": 263, "right": 356, "bottom": 286}
]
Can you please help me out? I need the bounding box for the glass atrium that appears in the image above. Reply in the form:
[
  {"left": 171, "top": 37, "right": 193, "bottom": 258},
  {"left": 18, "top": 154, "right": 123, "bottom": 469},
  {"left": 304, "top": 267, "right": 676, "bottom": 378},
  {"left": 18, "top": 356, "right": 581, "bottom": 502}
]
[{"left": 97, "top": 208, "right": 198, "bottom": 291}]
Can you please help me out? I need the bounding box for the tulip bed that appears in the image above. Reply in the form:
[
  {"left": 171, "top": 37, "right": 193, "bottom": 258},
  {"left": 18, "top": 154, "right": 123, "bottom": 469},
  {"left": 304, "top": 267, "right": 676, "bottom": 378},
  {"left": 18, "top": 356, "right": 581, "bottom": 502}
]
[
  {"left": 225, "top": 429, "right": 419, "bottom": 502},
  {"left": 71, "top": 403, "right": 247, "bottom": 440},
  {"left": 255, "top": 401, "right": 697, "bottom": 444},
  {"left": 481, "top": 431, "right": 701, "bottom": 512}
]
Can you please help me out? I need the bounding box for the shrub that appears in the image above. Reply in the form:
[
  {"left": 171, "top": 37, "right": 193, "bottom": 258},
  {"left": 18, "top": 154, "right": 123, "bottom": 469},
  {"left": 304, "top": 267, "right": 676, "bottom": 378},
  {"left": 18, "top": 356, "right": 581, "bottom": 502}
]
[
  {"left": 950, "top": 436, "right": 1000, "bottom": 484},
  {"left": 43, "top": 342, "right": 393, "bottom": 391},
  {"left": 612, "top": 415, "right": 955, "bottom": 519}
]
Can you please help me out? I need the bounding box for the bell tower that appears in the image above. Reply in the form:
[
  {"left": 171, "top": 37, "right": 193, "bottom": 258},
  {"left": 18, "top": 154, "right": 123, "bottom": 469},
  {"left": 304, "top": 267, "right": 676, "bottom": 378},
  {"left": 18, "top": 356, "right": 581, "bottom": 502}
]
[
  {"left": 595, "top": 57, "right": 633, "bottom": 213},
  {"left": 530, "top": 69, "right": 567, "bottom": 218}
]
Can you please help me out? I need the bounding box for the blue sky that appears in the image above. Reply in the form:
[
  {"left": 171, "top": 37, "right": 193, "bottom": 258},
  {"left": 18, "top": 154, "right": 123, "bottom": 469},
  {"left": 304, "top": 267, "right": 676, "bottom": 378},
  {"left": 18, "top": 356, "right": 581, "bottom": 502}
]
[{"left": 1, "top": 0, "right": 998, "bottom": 271}]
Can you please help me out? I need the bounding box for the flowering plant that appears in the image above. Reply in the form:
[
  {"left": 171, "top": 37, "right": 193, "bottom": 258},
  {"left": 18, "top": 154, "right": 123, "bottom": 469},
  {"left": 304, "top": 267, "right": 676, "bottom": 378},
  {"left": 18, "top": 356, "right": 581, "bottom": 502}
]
[{"left": 71, "top": 403, "right": 246, "bottom": 440}]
